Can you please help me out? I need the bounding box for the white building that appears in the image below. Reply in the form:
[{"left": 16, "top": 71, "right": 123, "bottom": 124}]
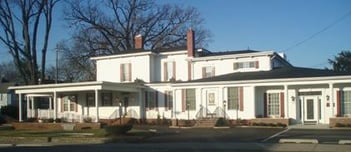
[{"left": 9, "top": 29, "right": 351, "bottom": 125}]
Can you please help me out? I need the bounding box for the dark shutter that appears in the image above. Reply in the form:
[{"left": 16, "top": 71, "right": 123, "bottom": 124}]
[
  {"left": 202, "top": 67, "right": 206, "bottom": 78},
  {"left": 182, "top": 89, "right": 186, "bottom": 112},
  {"left": 164, "top": 92, "right": 168, "bottom": 111},
  {"left": 155, "top": 91, "right": 158, "bottom": 111},
  {"left": 145, "top": 92, "right": 149, "bottom": 111},
  {"left": 239, "top": 87, "right": 244, "bottom": 111},
  {"left": 128, "top": 63, "right": 132, "bottom": 81},
  {"left": 173, "top": 61, "right": 176, "bottom": 80},
  {"left": 337, "top": 90, "right": 341, "bottom": 117},
  {"left": 263, "top": 93, "right": 267, "bottom": 117},
  {"left": 280, "top": 92, "right": 285, "bottom": 118},
  {"left": 120, "top": 64, "right": 124, "bottom": 81}
]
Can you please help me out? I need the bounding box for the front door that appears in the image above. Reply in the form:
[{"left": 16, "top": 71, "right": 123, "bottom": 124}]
[
  {"left": 303, "top": 96, "right": 318, "bottom": 123},
  {"left": 206, "top": 90, "right": 217, "bottom": 117}
]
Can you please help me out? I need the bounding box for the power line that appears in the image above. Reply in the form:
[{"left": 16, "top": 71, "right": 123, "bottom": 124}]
[{"left": 284, "top": 10, "right": 351, "bottom": 52}]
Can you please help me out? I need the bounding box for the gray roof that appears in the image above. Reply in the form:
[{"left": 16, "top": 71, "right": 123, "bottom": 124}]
[
  {"left": 188, "top": 67, "right": 351, "bottom": 83},
  {"left": 0, "top": 82, "right": 16, "bottom": 93}
]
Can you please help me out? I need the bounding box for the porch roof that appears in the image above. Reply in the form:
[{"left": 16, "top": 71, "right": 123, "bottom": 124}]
[
  {"left": 8, "top": 81, "right": 144, "bottom": 94},
  {"left": 184, "top": 67, "right": 351, "bottom": 83}
]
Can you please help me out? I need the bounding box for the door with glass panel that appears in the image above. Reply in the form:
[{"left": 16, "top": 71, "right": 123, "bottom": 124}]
[{"left": 304, "top": 96, "right": 317, "bottom": 122}]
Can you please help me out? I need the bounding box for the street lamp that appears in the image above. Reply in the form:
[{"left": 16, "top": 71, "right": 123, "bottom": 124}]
[{"left": 223, "top": 100, "right": 226, "bottom": 119}]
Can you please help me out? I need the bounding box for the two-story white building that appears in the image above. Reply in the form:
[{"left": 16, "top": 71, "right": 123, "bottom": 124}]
[{"left": 9, "top": 29, "right": 351, "bottom": 125}]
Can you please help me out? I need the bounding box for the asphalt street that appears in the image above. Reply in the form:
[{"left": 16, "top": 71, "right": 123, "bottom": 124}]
[{"left": 1, "top": 127, "right": 351, "bottom": 151}]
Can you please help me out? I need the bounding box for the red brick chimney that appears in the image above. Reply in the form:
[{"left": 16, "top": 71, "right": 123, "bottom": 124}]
[
  {"left": 134, "top": 34, "right": 143, "bottom": 49},
  {"left": 187, "top": 29, "right": 195, "bottom": 57}
]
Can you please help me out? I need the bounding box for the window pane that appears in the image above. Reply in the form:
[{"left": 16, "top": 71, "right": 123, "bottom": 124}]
[
  {"left": 343, "top": 91, "right": 351, "bottom": 115},
  {"left": 86, "top": 93, "right": 95, "bottom": 107},
  {"left": 228, "top": 87, "right": 239, "bottom": 110},
  {"left": 186, "top": 89, "right": 196, "bottom": 110},
  {"left": 102, "top": 93, "right": 112, "bottom": 106},
  {"left": 267, "top": 93, "right": 280, "bottom": 116},
  {"left": 148, "top": 92, "right": 155, "bottom": 109}
]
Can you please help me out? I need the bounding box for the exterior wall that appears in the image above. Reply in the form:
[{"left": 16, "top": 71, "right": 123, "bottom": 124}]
[
  {"left": 192, "top": 56, "right": 271, "bottom": 80},
  {"left": 0, "top": 93, "right": 8, "bottom": 108},
  {"left": 96, "top": 55, "right": 151, "bottom": 82},
  {"left": 159, "top": 53, "right": 188, "bottom": 82}
]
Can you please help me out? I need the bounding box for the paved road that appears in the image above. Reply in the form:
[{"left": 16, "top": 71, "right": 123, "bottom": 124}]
[
  {"left": 263, "top": 128, "right": 351, "bottom": 144},
  {"left": 1, "top": 127, "right": 351, "bottom": 151},
  {"left": 1, "top": 142, "right": 351, "bottom": 152}
]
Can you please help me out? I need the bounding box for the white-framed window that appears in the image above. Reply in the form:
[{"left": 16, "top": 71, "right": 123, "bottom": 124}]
[
  {"left": 86, "top": 93, "right": 95, "bottom": 107},
  {"left": 120, "top": 63, "right": 132, "bottom": 82},
  {"left": 233, "top": 61, "right": 259, "bottom": 70},
  {"left": 342, "top": 91, "right": 351, "bottom": 115},
  {"left": 202, "top": 66, "right": 215, "bottom": 78},
  {"left": 185, "top": 89, "right": 196, "bottom": 110},
  {"left": 228, "top": 87, "right": 239, "bottom": 110},
  {"left": 164, "top": 62, "right": 176, "bottom": 81},
  {"left": 101, "top": 93, "right": 112, "bottom": 106},
  {"left": 267, "top": 93, "right": 280, "bottom": 117},
  {"left": 62, "top": 95, "right": 77, "bottom": 112}
]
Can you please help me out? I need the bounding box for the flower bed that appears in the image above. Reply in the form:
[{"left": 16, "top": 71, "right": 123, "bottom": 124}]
[
  {"left": 330, "top": 117, "right": 351, "bottom": 128},
  {"left": 12, "top": 122, "right": 101, "bottom": 130}
]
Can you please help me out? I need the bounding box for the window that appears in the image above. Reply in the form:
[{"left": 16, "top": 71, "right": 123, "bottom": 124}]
[
  {"left": 102, "top": 93, "right": 112, "bottom": 106},
  {"left": 62, "top": 95, "right": 77, "bottom": 112},
  {"left": 164, "top": 62, "right": 176, "bottom": 81},
  {"left": 342, "top": 91, "right": 351, "bottom": 115},
  {"left": 186, "top": 89, "right": 196, "bottom": 110},
  {"left": 165, "top": 91, "right": 173, "bottom": 110},
  {"left": 145, "top": 92, "right": 157, "bottom": 110},
  {"left": 202, "top": 66, "right": 215, "bottom": 78},
  {"left": 120, "top": 63, "right": 132, "bottom": 82},
  {"left": 228, "top": 87, "right": 239, "bottom": 110},
  {"left": 267, "top": 93, "right": 280, "bottom": 116},
  {"left": 86, "top": 93, "right": 95, "bottom": 107},
  {"left": 233, "top": 61, "right": 259, "bottom": 70}
]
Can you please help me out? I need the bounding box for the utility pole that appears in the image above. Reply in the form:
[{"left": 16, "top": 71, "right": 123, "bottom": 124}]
[{"left": 55, "top": 46, "right": 59, "bottom": 84}]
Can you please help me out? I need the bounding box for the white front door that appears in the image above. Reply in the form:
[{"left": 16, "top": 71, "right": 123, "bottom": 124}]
[
  {"left": 206, "top": 90, "right": 217, "bottom": 115},
  {"left": 303, "top": 96, "right": 318, "bottom": 122}
]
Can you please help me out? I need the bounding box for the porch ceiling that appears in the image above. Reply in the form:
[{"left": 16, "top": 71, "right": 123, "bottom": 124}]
[{"left": 9, "top": 81, "right": 142, "bottom": 94}]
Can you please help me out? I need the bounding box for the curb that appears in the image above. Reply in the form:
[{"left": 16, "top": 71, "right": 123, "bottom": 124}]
[
  {"left": 279, "top": 139, "right": 319, "bottom": 144},
  {"left": 338, "top": 140, "right": 351, "bottom": 145}
]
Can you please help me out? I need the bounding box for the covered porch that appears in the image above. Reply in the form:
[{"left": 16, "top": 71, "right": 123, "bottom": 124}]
[{"left": 9, "top": 81, "right": 145, "bottom": 123}]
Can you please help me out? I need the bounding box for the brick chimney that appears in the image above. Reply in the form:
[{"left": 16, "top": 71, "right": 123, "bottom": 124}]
[
  {"left": 134, "top": 34, "right": 143, "bottom": 49},
  {"left": 187, "top": 29, "right": 195, "bottom": 57}
]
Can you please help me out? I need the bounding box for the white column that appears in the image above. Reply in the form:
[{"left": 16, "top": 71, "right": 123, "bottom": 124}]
[
  {"left": 53, "top": 91, "right": 57, "bottom": 120},
  {"left": 252, "top": 86, "right": 256, "bottom": 118},
  {"left": 95, "top": 89, "right": 99, "bottom": 122},
  {"left": 26, "top": 96, "right": 30, "bottom": 118},
  {"left": 18, "top": 94, "right": 22, "bottom": 122},
  {"left": 329, "top": 83, "right": 334, "bottom": 117},
  {"left": 284, "top": 85, "right": 288, "bottom": 119},
  {"left": 31, "top": 97, "right": 35, "bottom": 117},
  {"left": 48, "top": 97, "right": 52, "bottom": 118}
]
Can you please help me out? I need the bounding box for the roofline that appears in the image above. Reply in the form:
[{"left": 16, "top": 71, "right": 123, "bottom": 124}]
[
  {"left": 90, "top": 52, "right": 155, "bottom": 61},
  {"left": 8, "top": 81, "right": 106, "bottom": 90},
  {"left": 171, "top": 75, "right": 351, "bottom": 87},
  {"left": 189, "top": 51, "right": 275, "bottom": 62}
]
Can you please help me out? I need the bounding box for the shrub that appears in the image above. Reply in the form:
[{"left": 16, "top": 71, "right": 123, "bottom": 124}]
[
  {"left": 0, "top": 105, "right": 18, "bottom": 119},
  {"left": 105, "top": 124, "right": 133, "bottom": 135},
  {"left": 0, "top": 115, "right": 6, "bottom": 125},
  {"left": 215, "top": 118, "right": 229, "bottom": 126},
  {"left": 335, "top": 123, "right": 346, "bottom": 127}
]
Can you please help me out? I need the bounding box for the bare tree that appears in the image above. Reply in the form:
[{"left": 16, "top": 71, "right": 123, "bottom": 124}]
[
  {"left": 60, "top": 0, "right": 210, "bottom": 81},
  {"left": 0, "top": 61, "right": 20, "bottom": 82},
  {"left": 0, "top": 0, "right": 59, "bottom": 84},
  {"left": 328, "top": 51, "right": 351, "bottom": 72}
]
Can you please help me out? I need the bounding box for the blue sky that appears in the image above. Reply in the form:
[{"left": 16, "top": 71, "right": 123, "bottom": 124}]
[{"left": 1, "top": 0, "right": 350, "bottom": 69}]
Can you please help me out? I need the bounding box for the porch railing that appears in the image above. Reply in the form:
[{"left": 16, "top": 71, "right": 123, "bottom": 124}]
[
  {"left": 37, "top": 109, "right": 54, "bottom": 119},
  {"left": 195, "top": 105, "right": 210, "bottom": 119},
  {"left": 109, "top": 108, "right": 123, "bottom": 119}
]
